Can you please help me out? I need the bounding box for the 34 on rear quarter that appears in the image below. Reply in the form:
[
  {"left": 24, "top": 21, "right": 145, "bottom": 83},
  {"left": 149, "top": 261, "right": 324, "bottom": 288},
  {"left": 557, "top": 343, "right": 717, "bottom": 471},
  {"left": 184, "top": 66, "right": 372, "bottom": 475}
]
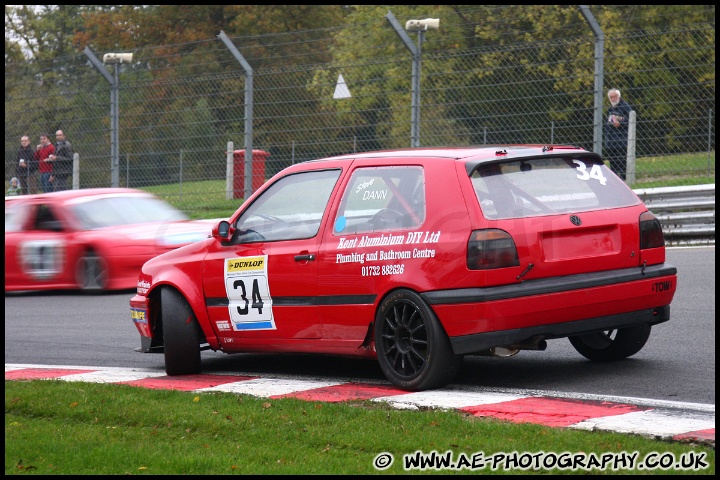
[{"left": 130, "top": 145, "right": 677, "bottom": 391}]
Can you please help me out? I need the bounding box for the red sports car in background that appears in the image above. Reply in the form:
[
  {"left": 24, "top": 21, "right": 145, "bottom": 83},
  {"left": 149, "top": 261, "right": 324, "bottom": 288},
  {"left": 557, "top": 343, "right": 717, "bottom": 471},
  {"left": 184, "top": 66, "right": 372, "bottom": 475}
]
[
  {"left": 130, "top": 145, "right": 677, "bottom": 391},
  {"left": 5, "top": 188, "right": 215, "bottom": 292}
]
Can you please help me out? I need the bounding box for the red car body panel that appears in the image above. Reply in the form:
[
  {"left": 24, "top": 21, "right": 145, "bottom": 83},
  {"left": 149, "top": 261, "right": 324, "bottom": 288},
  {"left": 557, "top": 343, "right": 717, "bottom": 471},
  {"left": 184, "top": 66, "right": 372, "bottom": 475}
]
[
  {"left": 130, "top": 145, "right": 677, "bottom": 382},
  {"left": 5, "top": 188, "right": 215, "bottom": 292}
]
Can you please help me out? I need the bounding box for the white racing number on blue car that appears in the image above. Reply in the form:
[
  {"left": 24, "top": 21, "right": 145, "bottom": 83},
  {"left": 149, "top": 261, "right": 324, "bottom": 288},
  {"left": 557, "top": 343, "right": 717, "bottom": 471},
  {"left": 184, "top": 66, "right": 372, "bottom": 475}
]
[{"left": 224, "top": 255, "right": 275, "bottom": 331}]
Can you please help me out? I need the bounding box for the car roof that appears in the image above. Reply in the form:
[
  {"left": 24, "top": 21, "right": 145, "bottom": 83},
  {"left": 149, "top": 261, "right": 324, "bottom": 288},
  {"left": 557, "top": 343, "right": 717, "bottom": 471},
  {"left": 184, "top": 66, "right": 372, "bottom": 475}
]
[
  {"left": 6, "top": 188, "right": 154, "bottom": 204},
  {"left": 302, "top": 144, "right": 595, "bottom": 165}
]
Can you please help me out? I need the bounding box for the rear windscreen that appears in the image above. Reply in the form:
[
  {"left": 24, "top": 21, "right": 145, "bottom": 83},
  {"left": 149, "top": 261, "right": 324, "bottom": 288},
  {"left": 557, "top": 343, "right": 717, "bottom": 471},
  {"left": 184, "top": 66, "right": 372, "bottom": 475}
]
[{"left": 470, "top": 156, "right": 640, "bottom": 220}]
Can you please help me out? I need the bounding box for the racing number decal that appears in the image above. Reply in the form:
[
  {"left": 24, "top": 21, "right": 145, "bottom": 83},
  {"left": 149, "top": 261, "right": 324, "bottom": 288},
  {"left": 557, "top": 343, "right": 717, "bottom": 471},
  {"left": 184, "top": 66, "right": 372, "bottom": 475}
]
[
  {"left": 232, "top": 278, "right": 264, "bottom": 315},
  {"left": 573, "top": 159, "right": 608, "bottom": 185},
  {"left": 20, "top": 240, "right": 65, "bottom": 280},
  {"left": 224, "top": 255, "right": 275, "bottom": 331}
]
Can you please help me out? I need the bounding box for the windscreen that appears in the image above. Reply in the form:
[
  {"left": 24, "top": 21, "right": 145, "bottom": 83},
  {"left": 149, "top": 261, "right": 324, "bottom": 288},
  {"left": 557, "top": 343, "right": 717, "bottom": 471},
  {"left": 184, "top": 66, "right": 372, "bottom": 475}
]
[
  {"left": 69, "top": 195, "right": 188, "bottom": 229},
  {"left": 470, "top": 156, "right": 640, "bottom": 220}
]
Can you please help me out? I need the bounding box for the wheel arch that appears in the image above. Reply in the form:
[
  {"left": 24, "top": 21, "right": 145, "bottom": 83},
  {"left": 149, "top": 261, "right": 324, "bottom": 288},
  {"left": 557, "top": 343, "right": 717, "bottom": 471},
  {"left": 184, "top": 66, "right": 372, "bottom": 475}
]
[
  {"left": 145, "top": 277, "right": 218, "bottom": 350},
  {"left": 371, "top": 286, "right": 451, "bottom": 341}
]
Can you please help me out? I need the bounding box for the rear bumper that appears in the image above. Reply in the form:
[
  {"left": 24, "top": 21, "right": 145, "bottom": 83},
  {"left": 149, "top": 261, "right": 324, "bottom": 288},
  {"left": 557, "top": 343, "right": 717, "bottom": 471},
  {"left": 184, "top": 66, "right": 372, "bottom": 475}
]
[
  {"left": 421, "top": 263, "right": 677, "bottom": 355},
  {"left": 422, "top": 263, "right": 676, "bottom": 305},
  {"left": 450, "top": 305, "right": 670, "bottom": 355}
]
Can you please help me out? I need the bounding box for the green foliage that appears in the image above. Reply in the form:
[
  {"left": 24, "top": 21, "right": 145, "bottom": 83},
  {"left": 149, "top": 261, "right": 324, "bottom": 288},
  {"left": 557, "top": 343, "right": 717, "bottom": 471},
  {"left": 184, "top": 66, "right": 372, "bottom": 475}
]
[
  {"left": 5, "top": 380, "right": 715, "bottom": 475},
  {"left": 4, "top": 6, "right": 715, "bottom": 189}
]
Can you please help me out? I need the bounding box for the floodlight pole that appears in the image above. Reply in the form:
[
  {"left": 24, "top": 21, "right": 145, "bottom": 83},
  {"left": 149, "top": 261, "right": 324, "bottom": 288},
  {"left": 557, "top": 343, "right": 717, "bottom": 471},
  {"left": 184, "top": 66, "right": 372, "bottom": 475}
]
[
  {"left": 84, "top": 47, "right": 129, "bottom": 187},
  {"left": 386, "top": 11, "right": 422, "bottom": 148}
]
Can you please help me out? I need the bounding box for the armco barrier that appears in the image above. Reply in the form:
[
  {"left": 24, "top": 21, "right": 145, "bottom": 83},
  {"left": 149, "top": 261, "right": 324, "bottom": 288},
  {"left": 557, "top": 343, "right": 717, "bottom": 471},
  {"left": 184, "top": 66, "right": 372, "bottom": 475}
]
[{"left": 634, "top": 184, "right": 715, "bottom": 246}]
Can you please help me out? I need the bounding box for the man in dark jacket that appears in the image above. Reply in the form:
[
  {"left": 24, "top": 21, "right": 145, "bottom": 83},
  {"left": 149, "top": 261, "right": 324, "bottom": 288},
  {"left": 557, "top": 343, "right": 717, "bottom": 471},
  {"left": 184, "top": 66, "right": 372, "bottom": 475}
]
[
  {"left": 16, "top": 135, "right": 37, "bottom": 194},
  {"left": 48, "top": 129, "right": 74, "bottom": 191},
  {"left": 603, "top": 88, "right": 633, "bottom": 181}
]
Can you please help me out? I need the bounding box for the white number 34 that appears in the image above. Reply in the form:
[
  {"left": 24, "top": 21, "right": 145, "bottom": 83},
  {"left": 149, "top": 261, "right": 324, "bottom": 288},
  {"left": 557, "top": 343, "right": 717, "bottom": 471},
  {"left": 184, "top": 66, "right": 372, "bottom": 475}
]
[{"left": 573, "top": 159, "right": 607, "bottom": 185}]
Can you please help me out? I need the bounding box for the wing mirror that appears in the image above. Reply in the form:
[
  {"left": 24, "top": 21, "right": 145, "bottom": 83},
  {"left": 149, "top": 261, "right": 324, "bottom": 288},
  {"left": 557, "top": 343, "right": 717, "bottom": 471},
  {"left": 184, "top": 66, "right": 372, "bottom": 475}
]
[{"left": 212, "top": 220, "right": 232, "bottom": 241}]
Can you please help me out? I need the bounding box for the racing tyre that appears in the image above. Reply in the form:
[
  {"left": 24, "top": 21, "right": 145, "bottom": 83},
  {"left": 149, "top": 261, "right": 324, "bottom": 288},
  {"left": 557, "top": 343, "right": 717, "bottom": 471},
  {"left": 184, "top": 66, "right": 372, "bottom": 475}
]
[
  {"left": 569, "top": 325, "right": 651, "bottom": 361},
  {"left": 75, "top": 250, "right": 109, "bottom": 292},
  {"left": 161, "top": 287, "right": 202, "bottom": 375},
  {"left": 374, "top": 289, "right": 462, "bottom": 391}
]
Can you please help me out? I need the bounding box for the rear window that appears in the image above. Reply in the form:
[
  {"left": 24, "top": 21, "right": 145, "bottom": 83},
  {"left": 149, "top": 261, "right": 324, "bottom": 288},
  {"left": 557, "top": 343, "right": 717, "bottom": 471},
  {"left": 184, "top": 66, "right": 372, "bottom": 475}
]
[{"left": 470, "top": 156, "right": 640, "bottom": 220}]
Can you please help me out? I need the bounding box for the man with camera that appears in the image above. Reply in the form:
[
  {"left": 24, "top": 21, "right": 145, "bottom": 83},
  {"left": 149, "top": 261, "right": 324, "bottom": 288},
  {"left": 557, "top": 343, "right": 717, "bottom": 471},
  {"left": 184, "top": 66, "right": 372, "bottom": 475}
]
[
  {"left": 47, "top": 129, "right": 74, "bottom": 191},
  {"left": 604, "top": 88, "right": 633, "bottom": 181}
]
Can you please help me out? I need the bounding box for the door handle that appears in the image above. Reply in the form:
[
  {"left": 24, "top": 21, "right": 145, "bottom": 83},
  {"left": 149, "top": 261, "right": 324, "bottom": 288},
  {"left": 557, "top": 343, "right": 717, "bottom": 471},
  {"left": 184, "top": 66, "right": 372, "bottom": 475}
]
[{"left": 294, "top": 254, "right": 315, "bottom": 262}]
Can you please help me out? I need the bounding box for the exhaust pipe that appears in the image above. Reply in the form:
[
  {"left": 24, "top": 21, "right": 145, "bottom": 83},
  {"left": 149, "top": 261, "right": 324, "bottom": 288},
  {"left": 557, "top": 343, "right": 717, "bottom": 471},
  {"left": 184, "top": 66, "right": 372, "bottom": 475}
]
[{"left": 488, "top": 337, "right": 547, "bottom": 357}]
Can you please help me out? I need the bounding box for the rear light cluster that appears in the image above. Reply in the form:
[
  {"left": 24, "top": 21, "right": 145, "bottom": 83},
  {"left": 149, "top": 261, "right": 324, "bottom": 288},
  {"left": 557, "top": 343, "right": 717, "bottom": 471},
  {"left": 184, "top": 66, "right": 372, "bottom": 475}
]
[
  {"left": 467, "top": 229, "right": 520, "bottom": 270},
  {"left": 639, "top": 211, "right": 665, "bottom": 249}
]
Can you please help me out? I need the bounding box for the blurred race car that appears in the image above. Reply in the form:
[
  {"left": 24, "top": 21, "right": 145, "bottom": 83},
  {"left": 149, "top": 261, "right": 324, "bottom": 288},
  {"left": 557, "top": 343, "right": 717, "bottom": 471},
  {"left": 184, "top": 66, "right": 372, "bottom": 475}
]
[{"left": 5, "top": 188, "right": 216, "bottom": 292}]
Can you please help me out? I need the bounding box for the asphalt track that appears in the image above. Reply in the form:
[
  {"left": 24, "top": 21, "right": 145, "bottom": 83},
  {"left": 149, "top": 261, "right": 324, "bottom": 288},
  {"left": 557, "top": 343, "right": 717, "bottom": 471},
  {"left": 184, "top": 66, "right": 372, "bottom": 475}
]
[
  {"left": 5, "top": 363, "right": 715, "bottom": 446},
  {"left": 4, "top": 246, "right": 715, "bottom": 446}
]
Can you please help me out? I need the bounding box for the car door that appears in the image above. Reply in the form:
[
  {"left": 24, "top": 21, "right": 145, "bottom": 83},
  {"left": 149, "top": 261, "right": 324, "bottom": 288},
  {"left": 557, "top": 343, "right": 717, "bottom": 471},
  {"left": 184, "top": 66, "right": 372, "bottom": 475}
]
[
  {"left": 5, "top": 201, "right": 76, "bottom": 289},
  {"left": 317, "top": 161, "right": 432, "bottom": 345},
  {"left": 201, "top": 168, "right": 343, "bottom": 342}
]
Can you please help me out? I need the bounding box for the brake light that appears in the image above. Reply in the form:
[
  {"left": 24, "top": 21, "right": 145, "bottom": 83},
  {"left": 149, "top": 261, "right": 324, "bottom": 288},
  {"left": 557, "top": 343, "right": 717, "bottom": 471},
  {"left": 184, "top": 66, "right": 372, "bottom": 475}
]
[
  {"left": 467, "top": 229, "right": 520, "bottom": 270},
  {"left": 639, "top": 211, "right": 665, "bottom": 249}
]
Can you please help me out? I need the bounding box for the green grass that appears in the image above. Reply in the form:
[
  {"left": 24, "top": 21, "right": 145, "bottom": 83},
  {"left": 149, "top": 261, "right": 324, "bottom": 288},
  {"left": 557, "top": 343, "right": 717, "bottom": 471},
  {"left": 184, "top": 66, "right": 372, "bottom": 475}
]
[
  {"left": 5, "top": 380, "right": 715, "bottom": 475},
  {"left": 632, "top": 151, "right": 715, "bottom": 188},
  {"left": 138, "top": 152, "right": 714, "bottom": 219}
]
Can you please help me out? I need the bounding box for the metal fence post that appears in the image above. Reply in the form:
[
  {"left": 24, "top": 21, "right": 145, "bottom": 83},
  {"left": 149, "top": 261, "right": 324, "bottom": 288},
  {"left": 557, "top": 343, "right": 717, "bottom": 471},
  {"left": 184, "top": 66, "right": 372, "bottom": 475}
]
[
  {"left": 218, "top": 31, "right": 254, "bottom": 200},
  {"left": 226, "top": 141, "right": 234, "bottom": 200},
  {"left": 579, "top": 6, "right": 605, "bottom": 157},
  {"left": 72, "top": 153, "right": 80, "bottom": 190},
  {"left": 627, "top": 110, "right": 637, "bottom": 185}
]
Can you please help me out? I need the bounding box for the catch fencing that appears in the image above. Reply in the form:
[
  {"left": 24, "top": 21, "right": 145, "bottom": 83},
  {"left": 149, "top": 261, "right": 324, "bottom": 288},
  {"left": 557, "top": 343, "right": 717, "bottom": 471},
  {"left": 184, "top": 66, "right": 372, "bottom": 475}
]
[{"left": 4, "top": 6, "right": 715, "bottom": 216}]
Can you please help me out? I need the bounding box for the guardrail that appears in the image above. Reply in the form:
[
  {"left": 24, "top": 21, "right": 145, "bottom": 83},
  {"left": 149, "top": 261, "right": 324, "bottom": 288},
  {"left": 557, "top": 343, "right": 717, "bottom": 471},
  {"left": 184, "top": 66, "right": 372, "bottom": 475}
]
[{"left": 634, "top": 184, "right": 715, "bottom": 246}]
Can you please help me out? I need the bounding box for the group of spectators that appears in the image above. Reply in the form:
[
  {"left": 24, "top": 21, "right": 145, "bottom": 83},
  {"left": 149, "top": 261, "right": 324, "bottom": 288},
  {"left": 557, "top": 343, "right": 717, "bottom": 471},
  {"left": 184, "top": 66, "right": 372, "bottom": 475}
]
[{"left": 7, "top": 130, "right": 74, "bottom": 196}]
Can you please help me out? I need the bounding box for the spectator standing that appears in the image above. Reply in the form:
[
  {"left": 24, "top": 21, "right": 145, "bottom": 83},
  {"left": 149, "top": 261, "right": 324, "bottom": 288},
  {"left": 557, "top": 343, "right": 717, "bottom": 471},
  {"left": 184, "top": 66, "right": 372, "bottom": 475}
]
[
  {"left": 35, "top": 133, "right": 56, "bottom": 192},
  {"left": 7, "top": 177, "right": 23, "bottom": 196},
  {"left": 16, "top": 135, "right": 37, "bottom": 194},
  {"left": 47, "top": 129, "right": 74, "bottom": 191},
  {"left": 604, "top": 88, "right": 633, "bottom": 180}
]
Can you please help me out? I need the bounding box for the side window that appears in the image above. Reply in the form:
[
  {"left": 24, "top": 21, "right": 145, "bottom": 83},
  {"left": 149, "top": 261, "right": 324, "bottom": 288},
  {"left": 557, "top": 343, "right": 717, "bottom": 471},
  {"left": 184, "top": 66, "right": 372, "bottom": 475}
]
[
  {"left": 333, "top": 166, "right": 425, "bottom": 235},
  {"left": 234, "top": 169, "right": 341, "bottom": 243},
  {"left": 33, "top": 204, "right": 63, "bottom": 231}
]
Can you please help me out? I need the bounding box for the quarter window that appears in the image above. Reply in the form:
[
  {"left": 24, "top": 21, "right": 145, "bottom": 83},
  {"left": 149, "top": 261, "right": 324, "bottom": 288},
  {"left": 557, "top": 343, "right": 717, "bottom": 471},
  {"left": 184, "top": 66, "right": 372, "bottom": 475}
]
[{"left": 333, "top": 166, "right": 425, "bottom": 235}]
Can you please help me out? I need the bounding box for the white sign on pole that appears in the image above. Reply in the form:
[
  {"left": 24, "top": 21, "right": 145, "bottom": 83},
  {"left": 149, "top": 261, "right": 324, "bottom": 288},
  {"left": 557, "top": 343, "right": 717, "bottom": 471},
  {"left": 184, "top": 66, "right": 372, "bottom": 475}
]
[{"left": 333, "top": 73, "right": 351, "bottom": 99}]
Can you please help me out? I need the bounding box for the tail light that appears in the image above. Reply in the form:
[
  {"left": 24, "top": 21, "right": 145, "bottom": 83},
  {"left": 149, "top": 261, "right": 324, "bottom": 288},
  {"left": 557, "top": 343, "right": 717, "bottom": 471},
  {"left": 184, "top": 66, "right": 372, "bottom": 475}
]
[
  {"left": 467, "top": 229, "right": 520, "bottom": 270},
  {"left": 639, "top": 211, "right": 665, "bottom": 249}
]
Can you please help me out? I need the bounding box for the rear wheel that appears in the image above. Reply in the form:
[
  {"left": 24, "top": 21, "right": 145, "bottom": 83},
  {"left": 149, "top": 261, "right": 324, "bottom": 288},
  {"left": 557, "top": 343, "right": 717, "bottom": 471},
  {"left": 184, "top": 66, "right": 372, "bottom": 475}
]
[
  {"left": 75, "top": 250, "right": 109, "bottom": 291},
  {"left": 569, "top": 325, "right": 651, "bottom": 361},
  {"left": 161, "top": 288, "right": 202, "bottom": 375},
  {"left": 374, "top": 289, "right": 462, "bottom": 391}
]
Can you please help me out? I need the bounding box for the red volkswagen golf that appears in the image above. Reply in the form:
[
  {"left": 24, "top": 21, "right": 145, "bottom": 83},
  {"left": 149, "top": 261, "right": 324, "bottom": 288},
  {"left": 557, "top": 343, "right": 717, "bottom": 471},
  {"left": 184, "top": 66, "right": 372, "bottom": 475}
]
[{"left": 130, "top": 145, "right": 677, "bottom": 391}]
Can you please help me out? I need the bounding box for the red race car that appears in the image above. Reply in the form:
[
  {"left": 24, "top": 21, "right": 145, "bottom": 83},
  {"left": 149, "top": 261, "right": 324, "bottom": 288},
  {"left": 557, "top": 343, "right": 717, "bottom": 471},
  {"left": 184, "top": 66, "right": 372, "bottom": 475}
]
[
  {"left": 5, "top": 188, "right": 215, "bottom": 292},
  {"left": 130, "top": 145, "right": 677, "bottom": 391}
]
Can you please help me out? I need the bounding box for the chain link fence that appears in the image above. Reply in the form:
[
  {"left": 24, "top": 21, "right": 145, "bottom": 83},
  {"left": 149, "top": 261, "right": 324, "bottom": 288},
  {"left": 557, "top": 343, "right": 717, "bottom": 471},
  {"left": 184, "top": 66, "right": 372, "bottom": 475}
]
[{"left": 5, "top": 8, "right": 715, "bottom": 216}]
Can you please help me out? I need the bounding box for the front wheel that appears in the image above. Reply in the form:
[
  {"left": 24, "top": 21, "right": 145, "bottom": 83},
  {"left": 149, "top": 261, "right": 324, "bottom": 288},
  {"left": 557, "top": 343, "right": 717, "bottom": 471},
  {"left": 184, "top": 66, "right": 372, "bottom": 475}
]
[
  {"left": 569, "top": 325, "right": 651, "bottom": 361},
  {"left": 374, "top": 289, "right": 462, "bottom": 391},
  {"left": 161, "top": 288, "right": 202, "bottom": 375},
  {"left": 75, "top": 250, "right": 109, "bottom": 292}
]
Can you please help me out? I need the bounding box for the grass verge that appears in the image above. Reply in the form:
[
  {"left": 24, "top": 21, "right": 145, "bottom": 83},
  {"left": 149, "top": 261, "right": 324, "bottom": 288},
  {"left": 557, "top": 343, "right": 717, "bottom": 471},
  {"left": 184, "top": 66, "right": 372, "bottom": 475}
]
[{"left": 5, "top": 380, "right": 715, "bottom": 475}]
